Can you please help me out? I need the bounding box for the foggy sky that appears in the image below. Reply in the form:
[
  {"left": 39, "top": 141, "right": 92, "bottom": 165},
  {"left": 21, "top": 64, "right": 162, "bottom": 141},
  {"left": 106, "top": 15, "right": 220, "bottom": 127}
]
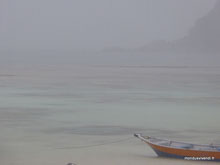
[{"left": 0, "top": 0, "right": 216, "bottom": 51}]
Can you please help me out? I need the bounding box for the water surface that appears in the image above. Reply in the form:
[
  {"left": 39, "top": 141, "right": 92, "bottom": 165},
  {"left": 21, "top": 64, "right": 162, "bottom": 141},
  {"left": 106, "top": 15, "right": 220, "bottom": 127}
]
[{"left": 1, "top": 64, "right": 220, "bottom": 164}]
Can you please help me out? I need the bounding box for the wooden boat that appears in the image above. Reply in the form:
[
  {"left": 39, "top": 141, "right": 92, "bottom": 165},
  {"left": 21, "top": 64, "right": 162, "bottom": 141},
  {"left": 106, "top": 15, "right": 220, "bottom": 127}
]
[{"left": 134, "top": 133, "right": 220, "bottom": 161}]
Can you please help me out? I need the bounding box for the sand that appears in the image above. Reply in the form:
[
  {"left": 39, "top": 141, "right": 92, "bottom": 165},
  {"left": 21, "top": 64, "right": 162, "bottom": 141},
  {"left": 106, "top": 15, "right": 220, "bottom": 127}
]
[{"left": 0, "top": 129, "right": 220, "bottom": 165}]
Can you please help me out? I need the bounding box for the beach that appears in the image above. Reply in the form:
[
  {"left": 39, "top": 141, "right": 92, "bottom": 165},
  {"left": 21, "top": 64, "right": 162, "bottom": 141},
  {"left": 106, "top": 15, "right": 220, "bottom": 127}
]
[{"left": 1, "top": 64, "right": 220, "bottom": 165}]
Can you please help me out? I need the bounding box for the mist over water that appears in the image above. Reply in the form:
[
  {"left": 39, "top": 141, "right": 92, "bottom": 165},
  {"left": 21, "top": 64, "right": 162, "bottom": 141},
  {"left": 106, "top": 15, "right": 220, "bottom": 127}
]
[
  {"left": 1, "top": 54, "right": 220, "bottom": 164},
  {"left": 1, "top": 0, "right": 220, "bottom": 164},
  {"left": 1, "top": 64, "right": 220, "bottom": 135}
]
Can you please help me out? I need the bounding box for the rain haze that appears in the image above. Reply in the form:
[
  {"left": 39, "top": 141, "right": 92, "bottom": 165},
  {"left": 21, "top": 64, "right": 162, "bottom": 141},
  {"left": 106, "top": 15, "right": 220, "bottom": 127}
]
[
  {"left": 1, "top": 0, "right": 217, "bottom": 50},
  {"left": 1, "top": 1, "right": 220, "bottom": 165}
]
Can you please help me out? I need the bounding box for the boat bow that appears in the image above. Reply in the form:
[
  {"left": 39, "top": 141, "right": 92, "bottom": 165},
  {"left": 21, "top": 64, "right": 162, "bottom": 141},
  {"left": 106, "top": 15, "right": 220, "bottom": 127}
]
[{"left": 134, "top": 133, "right": 220, "bottom": 161}]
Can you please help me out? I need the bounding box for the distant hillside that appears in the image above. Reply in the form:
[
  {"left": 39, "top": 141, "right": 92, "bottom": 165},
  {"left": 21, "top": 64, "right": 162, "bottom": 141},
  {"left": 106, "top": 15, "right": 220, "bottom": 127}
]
[
  {"left": 177, "top": 0, "right": 220, "bottom": 53},
  {"left": 138, "top": 1, "right": 220, "bottom": 53}
]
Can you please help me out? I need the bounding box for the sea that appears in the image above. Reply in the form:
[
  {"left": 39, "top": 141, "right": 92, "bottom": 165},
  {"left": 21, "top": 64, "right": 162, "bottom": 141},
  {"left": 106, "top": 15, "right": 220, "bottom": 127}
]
[{"left": 0, "top": 52, "right": 220, "bottom": 165}]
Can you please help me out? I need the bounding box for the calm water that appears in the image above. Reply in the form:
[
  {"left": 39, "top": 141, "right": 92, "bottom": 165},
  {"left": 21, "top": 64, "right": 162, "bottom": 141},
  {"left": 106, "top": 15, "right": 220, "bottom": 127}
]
[{"left": 1, "top": 64, "right": 220, "bottom": 164}]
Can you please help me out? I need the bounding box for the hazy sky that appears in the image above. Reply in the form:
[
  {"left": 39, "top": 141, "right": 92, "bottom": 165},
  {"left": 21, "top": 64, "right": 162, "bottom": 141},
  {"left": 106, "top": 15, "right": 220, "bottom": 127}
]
[{"left": 1, "top": 0, "right": 216, "bottom": 50}]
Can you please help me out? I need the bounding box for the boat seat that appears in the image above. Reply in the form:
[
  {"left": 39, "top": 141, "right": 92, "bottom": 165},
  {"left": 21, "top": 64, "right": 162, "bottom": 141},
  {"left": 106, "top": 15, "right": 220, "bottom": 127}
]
[
  {"left": 158, "top": 142, "right": 170, "bottom": 146},
  {"left": 177, "top": 144, "right": 193, "bottom": 149}
]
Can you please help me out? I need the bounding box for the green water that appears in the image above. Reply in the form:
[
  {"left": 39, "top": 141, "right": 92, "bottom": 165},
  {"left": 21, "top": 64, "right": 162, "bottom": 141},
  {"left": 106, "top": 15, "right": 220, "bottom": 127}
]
[{"left": 1, "top": 64, "right": 220, "bottom": 164}]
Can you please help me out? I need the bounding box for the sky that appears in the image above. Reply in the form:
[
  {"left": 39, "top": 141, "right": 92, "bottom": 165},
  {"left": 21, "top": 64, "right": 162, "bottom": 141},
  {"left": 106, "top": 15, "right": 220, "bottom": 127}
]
[{"left": 0, "top": 0, "right": 217, "bottom": 51}]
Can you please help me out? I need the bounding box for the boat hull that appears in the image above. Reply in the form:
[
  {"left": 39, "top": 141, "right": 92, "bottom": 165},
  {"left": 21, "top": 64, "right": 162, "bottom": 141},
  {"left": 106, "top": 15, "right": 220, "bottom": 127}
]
[{"left": 147, "top": 141, "right": 220, "bottom": 161}]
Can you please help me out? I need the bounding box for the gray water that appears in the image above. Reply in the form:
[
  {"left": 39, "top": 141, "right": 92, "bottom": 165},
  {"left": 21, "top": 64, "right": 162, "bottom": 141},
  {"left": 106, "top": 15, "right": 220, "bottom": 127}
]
[{"left": 1, "top": 62, "right": 220, "bottom": 164}]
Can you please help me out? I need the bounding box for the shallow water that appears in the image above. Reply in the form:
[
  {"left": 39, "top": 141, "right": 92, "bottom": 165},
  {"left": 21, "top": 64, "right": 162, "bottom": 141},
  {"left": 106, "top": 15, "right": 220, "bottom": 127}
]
[{"left": 0, "top": 64, "right": 220, "bottom": 164}]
